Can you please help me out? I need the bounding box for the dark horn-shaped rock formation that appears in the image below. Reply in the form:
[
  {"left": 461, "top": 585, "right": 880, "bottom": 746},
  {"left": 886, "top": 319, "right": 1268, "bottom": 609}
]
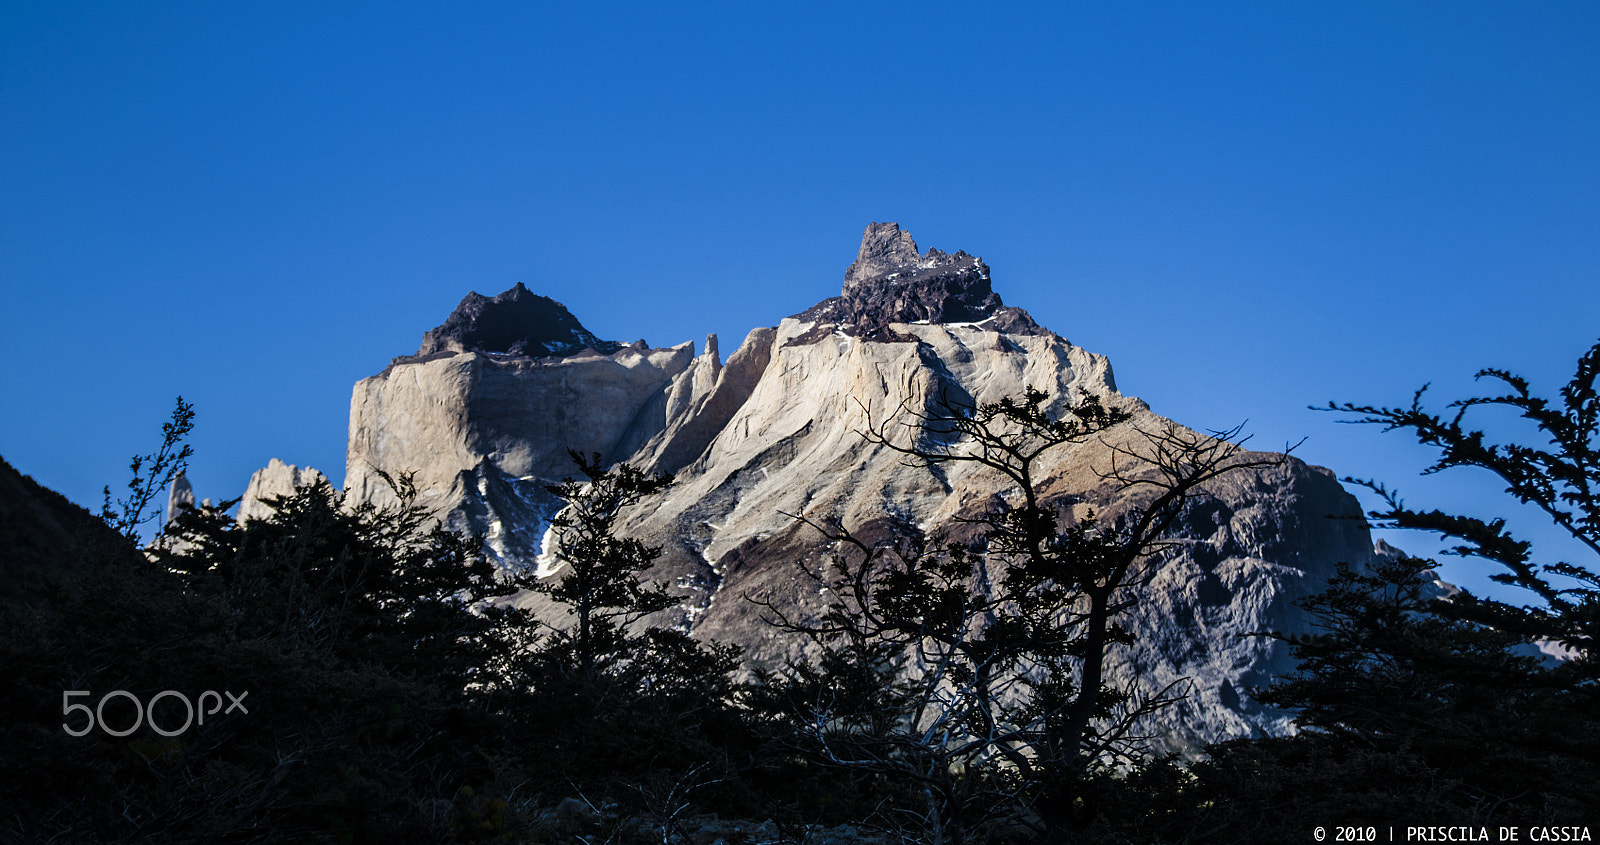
[
  {"left": 417, "top": 282, "right": 622, "bottom": 358},
  {"left": 794, "top": 222, "right": 1045, "bottom": 338}
]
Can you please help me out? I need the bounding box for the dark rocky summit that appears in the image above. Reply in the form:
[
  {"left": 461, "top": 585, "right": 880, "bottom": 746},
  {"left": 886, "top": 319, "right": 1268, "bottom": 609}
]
[
  {"left": 793, "top": 222, "right": 1045, "bottom": 339},
  {"left": 416, "top": 283, "right": 622, "bottom": 358}
]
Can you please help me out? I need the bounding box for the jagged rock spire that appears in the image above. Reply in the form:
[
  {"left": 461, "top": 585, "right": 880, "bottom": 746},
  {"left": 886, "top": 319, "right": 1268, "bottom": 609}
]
[
  {"left": 166, "top": 472, "right": 194, "bottom": 528},
  {"left": 844, "top": 222, "right": 934, "bottom": 290},
  {"left": 795, "top": 222, "right": 1045, "bottom": 338}
]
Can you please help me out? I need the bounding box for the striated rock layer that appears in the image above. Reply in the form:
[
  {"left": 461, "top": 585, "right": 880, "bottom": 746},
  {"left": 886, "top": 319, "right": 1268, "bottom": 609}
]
[{"left": 343, "top": 223, "right": 1376, "bottom": 751}]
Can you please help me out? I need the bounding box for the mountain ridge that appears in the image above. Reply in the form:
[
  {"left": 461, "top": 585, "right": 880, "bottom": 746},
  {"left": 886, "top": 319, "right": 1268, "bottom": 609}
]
[{"left": 331, "top": 222, "right": 1376, "bottom": 752}]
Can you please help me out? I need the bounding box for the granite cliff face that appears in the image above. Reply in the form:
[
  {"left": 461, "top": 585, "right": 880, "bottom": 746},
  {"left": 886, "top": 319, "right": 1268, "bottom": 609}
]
[{"left": 343, "top": 223, "right": 1376, "bottom": 751}]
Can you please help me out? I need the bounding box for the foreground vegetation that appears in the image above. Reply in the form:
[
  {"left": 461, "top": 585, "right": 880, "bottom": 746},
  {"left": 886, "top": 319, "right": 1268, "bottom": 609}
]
[{"left": 3, "top": 340, "right": 1598, "bottom": 842}]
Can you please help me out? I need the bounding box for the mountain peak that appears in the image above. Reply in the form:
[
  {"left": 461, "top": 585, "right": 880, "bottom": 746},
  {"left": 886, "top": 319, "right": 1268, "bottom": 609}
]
[
  {"left": 796, "top": 222, "right": 1044, "bottom": 338},
  {"left": 844, "top": 222, "right": 945, "bottom": 289},
  {"left": 417, "top": 283, "right": 621, "bottom": 358},
  {"left": 842, "top": 221, "right": 988, "bottom": 293}
]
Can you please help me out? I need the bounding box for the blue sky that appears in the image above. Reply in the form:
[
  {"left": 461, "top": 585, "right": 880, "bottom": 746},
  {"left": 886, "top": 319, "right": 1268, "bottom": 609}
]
[{"left": 3, "top": 3, "right": 1597, "bottom": 601}]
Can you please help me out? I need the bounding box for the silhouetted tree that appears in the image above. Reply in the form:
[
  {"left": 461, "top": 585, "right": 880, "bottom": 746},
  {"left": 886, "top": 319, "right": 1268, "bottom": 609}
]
[
  {"left": 515, "top": 450, "right": 680, "bottom": 681},
  {"left": 759, "top": 388, "right": 1279, "bottom": 845},
  {"left": 154, "top": 470, "right": 510, "bottom": 683},
  {"left": 1097, "top": 343, "right": 1600, "bottom": 841},
  {"left": 100, "top": 395, "right": 193, "bottom": 542},
  {"left": 1255, "top": 341, "right": 1600, "bottom": 823},
  {"left": 2, "top": 400, "right": 539, "bottom": 842},
  {"left": 489, "top": 450, "right": 748, "bottom": 808}
]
